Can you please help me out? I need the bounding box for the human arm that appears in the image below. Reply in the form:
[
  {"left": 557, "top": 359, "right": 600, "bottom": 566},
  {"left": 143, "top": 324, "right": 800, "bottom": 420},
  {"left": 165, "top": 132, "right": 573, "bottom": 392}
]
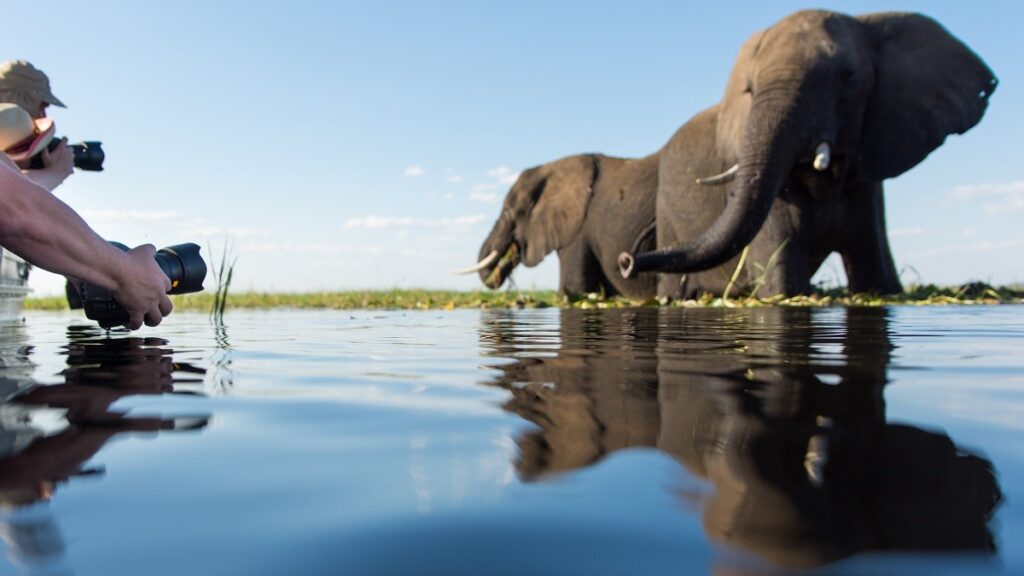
[
  {"left": 0, "top": 155, "right": 172, "bottom": 329},
  {"left": 17, "top": 137, "right": 74, "bottom": 192}
]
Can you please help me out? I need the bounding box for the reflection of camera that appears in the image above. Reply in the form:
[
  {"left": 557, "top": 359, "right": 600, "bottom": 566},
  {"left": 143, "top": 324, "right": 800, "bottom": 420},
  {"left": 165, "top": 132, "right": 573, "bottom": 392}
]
[
  {"left": 67, "top": 242, "right": 207, "bottom": 328},
  {"left": 28, "top": 138, "right": 105, "bottom": 171}
]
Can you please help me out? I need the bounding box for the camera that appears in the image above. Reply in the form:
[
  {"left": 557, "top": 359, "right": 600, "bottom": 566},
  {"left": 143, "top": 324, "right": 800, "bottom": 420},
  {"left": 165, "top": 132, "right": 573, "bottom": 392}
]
[
  {"left": 28, "top": 138, "right": 105, "bottom": 171},
  {"left": 67, "top": 242, "right": 207, "bottom": 328}
]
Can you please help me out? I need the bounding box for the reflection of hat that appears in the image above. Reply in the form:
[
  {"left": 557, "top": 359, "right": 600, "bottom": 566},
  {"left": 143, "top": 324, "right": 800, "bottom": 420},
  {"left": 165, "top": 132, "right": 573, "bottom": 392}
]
[
  {"left": 0, "top": 103, "right": 55, "bottom": 161},
  {"left": 0, "top": 60, "right": 66, "bottom": 108}
]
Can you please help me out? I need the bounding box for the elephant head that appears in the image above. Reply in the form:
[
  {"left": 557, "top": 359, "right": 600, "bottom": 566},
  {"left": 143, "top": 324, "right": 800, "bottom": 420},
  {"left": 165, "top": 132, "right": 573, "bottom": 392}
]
[
  {"left": 620, "top": 10, "right": 997, "bottom": 278},
  {"left": 460, "top": 155, "right": 596, "bottom": 289}
]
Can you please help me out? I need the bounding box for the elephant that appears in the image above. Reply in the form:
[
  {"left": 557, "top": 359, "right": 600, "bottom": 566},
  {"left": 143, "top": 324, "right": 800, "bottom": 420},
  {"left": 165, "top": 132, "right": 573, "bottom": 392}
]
[
  {"left": 618, "top": 10, "right": 997, "bottom": 299},
  {"left": 460, "top": 153, "right": 659, "bottom": 299},
  {"left": 478, "top": 307, "right": 1002, "bottom": 569}
]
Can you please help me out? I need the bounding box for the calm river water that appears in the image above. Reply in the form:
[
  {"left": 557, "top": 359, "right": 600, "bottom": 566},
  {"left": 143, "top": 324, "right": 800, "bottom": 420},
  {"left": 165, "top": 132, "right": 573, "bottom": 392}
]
[{"left": 1, "top": 306, "right": 1022, "bottom": 575}]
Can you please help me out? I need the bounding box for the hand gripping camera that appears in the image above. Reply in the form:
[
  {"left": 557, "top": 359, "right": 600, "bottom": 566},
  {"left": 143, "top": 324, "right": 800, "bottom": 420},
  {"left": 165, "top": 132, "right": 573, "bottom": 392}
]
[
  {"left": 68, "top": 242, "right": 207, "bottom": 328},
  {"left": 29, "top": 138, "right": 105, "bottom": 171}
]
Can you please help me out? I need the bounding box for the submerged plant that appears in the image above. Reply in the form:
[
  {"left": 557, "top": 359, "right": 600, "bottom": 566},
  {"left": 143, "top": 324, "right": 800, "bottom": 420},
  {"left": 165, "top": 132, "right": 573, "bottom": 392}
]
[
  {"left": 748, "top": 239, "right": 790, "bottom": 298},
  {"left": 721, "top": 245, "right": 750, "bottom": 303},
  {"left": 208, "top": 240, "right": 237, "bottom": 323}
]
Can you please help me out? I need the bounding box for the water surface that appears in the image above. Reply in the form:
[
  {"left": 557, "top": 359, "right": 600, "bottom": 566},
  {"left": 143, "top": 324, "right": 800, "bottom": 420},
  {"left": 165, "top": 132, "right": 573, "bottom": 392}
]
[{"left": 1, "top": 306, "right": 1022, "bottom": 575}]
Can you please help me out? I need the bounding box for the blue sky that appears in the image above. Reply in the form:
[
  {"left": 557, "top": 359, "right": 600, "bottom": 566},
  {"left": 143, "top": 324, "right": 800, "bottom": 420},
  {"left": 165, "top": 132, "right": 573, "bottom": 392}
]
[{"left": 6, "top": 0, "right": 1023, "bottom": 295}]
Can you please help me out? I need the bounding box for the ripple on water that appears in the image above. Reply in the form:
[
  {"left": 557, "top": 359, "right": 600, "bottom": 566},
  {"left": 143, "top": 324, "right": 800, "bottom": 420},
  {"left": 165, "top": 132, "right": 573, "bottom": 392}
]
[{"left": 0, "top": 306, "right": 1021, "bottom": 575}]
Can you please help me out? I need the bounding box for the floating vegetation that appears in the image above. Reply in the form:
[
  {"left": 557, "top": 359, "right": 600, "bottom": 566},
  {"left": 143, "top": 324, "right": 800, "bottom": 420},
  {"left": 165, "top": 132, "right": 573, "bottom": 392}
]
[
  {"left": 165, "top": 289, "right": 561, "bottom": 310},
  {"left": 24, "top": 282, "right": 1023, "bottom": 312}
]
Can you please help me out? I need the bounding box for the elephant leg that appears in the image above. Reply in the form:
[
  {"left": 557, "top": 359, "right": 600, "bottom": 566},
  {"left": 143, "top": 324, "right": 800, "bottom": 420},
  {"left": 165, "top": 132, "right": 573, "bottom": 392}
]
[
  {"left": 658, "top": 273, "right": 690, "bottom": 300},
  {"left": 750, "top": 241, "right": 812, "bottom": 297},
  {"left": 654, "top": 216, "right": 703, "bottom": 300},
  {"left": 746, "top": 199, "right": 813, "bottom": 297},
  {"left": 557, "top": 238, "right": 606, "bottom": 297},
  {"left": 842, "top": 181, "right": 902, "bottom": 295}
]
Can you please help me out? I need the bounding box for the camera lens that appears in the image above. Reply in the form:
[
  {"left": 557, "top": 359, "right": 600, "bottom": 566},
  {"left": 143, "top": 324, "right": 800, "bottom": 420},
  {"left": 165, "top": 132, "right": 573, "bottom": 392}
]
[
  {"left": 153, "top": 243, "right": 207, "bottom": 294},
  {"left": 68, "top": 141, "right": 105, "bottom": 171}
]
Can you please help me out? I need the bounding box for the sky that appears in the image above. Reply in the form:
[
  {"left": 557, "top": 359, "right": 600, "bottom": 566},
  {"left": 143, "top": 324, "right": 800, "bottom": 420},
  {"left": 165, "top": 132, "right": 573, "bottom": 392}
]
[{"left": 5, "top": 0, "right": 1023, "bottom": 295}]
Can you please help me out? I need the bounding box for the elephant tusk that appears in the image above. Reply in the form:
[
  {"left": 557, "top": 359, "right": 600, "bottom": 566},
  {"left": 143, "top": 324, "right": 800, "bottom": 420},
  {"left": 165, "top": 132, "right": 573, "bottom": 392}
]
[
  {"left": 452, "top": 250, "right": 499, "bottom": 275},
  {"left": 695, "top": 164, "right": 739, "bottom": 185},
  {"left": 813, "top": 142, "right": 830, "bottom": 171}
]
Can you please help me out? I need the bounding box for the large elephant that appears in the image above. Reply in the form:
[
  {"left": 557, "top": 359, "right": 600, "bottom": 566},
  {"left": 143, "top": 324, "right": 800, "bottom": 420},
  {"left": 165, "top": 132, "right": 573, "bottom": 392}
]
[
  {"left": 461, "top": 153, "right": 659, "bottom": 299},
  {"left": 618, "top": 10, "right": 996, "bottom": 298}
]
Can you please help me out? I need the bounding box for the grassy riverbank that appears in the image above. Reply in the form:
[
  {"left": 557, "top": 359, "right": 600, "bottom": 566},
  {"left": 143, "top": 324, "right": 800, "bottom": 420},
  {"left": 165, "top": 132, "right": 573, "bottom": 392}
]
[{"left": 23, "top": 283, "right": 1024, "bottom": 312}]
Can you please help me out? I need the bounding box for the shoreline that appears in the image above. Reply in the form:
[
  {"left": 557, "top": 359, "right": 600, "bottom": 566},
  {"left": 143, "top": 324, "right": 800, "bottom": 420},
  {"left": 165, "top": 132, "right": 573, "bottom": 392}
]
[{"left": 23, "top": 285, "right": 1024, "bottom": 311}]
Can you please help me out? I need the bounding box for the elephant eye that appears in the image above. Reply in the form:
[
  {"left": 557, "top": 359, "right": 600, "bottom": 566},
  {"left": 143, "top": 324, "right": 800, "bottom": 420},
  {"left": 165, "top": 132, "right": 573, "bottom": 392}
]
[{"left": 744, "top": 80, "right": 753, "bottom": 95}]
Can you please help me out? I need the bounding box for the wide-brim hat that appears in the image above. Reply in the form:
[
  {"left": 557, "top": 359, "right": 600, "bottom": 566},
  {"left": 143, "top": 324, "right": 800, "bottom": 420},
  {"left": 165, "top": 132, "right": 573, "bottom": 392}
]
[{"left": 0, "top": 103, "right": 55, "bottom": 161}]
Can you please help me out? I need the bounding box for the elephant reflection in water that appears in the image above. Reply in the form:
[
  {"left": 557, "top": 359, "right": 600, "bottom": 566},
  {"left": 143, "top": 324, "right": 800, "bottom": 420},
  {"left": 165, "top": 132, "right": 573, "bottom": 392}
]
[
  {"left": 480, "top": 308, "right": 1001, "bottom": 568},
  {"left": 0, "top": 330, "right": 209, "bottom": 571},
  {"left": 480, "top": 309, "right": 661, "bottom": 478}
]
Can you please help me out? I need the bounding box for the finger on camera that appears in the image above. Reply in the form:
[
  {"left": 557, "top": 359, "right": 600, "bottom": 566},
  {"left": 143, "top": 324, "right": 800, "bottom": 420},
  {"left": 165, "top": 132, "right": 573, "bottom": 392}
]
[{"left": 127, "top": 314, "right": 144, "bottom": 331}]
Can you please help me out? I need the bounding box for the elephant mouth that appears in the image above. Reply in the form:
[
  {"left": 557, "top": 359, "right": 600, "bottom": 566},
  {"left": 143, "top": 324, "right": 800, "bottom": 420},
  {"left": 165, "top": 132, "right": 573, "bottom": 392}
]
[
  {"left": 483, "top": 243, "right": 520, "bottom": 289},
  {"left": 795, "top": 144, "right": 847, "bottom": 169},
  {"left": 792, "top": 148, "right": 850, "bottom": 184}
]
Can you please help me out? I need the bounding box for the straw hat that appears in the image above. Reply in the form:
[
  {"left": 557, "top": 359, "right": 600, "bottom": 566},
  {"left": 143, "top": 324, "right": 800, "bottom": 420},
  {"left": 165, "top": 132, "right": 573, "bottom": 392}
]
[{"left": 0, "top": 103, "right": 55, "bottom": 162}]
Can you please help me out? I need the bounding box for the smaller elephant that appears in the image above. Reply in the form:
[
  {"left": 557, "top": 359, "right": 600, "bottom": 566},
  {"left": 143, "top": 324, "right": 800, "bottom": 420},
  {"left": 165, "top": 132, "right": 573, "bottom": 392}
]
[{"left": 460, "top": 153, "right": 659, "bottom": 299}]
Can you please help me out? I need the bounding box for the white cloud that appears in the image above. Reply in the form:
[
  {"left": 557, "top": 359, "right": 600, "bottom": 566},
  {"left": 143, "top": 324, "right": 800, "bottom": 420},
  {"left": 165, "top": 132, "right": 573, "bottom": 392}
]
[
  {"left": 404, "top": 165, "right": 425, "bottom": 177},
  {"left": 447, "top": 173, "right": 464, "bottom": 183},
  {"left": 468, "top": 182, "right": 500, "bottom": 203},
  {"left": 80, "top": 209, "right": 183, "bottom": 223},
  {"left": 487, "top": 166, "right": 520, "bottom": 185},
  {"left": 951, "top": 181, "right": 1024, "bottom": 213},
  {"left": 79, "top": 209, "right": 271, "bottom": 243},
  {"left": 890, "top": 227, "right": 925, "bottom": 238},
  {"left": 242, "top": 242, "right": 385, "bottom": 255},
  {"left": 905, "top": 239, "right": 1021, "bottom": 259},
  {"left": 180, "top": 226, "right": 271, "bottom": 239},
  {"left": 459, "top": 165, "right": 521, "bottom": 203},
  {"left": 343, "top": 214, "right": 487, "bottom": 231},
  {"left": 963, "top": 240, "right": 1022, "bottom": 252},
  {"left": 469, "top": 191, "right": 499, "bottom": 203}
]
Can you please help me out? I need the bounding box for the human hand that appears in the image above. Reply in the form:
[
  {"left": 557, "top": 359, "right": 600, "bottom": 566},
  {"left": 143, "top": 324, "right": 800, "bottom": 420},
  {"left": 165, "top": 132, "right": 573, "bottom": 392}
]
[
  {"left": 20, "top": 138, "right": 74, "bottom": 191},
  {"left": 41, "top": 138, "right": 74, "bottom": 174},
  {"left": 110, "top": 244, "right": 174, "bottom": 330}
]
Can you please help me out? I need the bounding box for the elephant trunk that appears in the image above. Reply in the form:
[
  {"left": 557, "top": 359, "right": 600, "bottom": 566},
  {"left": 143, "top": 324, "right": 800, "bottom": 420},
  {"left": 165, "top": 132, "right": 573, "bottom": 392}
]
[
  {"left": 620, "top": 95, "right": 802, "bottom": 279},
  {"left": 473, "top": 214, "right": 522, "bottom": 289}
]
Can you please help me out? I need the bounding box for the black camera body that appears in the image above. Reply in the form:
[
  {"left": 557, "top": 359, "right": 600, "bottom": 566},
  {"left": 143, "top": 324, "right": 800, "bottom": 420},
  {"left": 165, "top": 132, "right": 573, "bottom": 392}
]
[
  {"left": 28, "top": 138, "right": 105, "bottom": 171},
  {"left": 68, "top": 242, "right": 207, "bottom": 328}
]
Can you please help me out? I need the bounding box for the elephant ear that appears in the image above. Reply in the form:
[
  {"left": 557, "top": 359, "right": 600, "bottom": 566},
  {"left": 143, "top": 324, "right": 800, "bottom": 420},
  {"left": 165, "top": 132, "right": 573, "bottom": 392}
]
[
  {"left": 521, "top": 155, "right": 596, "bottom": 267},
  {"left": 858, "top": 12, "right": 997, "bottom": 181},
  {"left": 716, "top": 29, "right": 765, "bottom": 160}
]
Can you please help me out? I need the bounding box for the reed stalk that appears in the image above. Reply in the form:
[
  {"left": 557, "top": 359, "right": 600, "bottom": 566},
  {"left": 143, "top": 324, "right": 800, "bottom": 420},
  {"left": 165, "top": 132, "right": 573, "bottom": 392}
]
[{"left": 209, "top": 241, "right": 237, "bottom": 323}]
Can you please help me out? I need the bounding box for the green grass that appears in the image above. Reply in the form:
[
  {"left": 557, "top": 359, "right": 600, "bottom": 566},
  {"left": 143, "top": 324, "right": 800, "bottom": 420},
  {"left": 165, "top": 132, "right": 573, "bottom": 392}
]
[{"left": 23, "top": 283, "right": 1024, "bottom": 312}]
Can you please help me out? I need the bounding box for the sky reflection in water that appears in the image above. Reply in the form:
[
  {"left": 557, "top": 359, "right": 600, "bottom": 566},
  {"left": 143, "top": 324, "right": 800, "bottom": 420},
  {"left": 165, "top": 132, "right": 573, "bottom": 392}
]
[{"left": 0, "top": 307, "right": 1022, "bottom": 575}]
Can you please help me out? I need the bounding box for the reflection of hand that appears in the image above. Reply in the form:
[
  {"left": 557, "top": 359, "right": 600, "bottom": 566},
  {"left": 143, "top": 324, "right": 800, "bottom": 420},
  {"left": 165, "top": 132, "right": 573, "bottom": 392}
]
[
  {"left": 110, "top": 245, "right": 174, "bottom": 330},
  {"left": 15, "top": 381, "right": 170, "bottom": 424},
  {"left": 0, "top": 427, "right": 116, "bottom": 499},
  {"left": 0, "top": 413, "right": 194, "bottom": 503},
  {"left": 63, "top": 339, "right": 176, "bottom": 391}
]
